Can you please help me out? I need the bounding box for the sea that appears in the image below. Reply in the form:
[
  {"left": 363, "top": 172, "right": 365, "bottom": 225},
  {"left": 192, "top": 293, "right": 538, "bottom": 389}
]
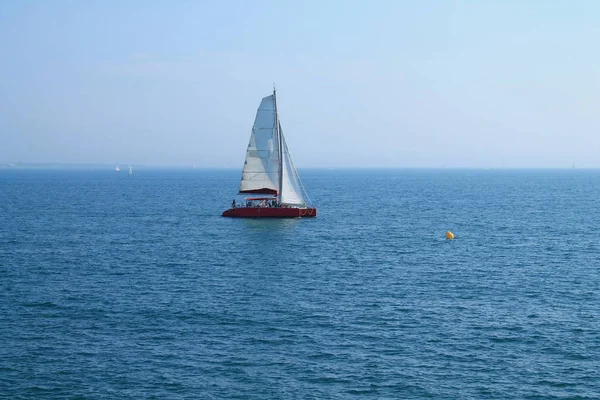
[{"left": 1, "top": 168, "right": 599, "bottom": 399}]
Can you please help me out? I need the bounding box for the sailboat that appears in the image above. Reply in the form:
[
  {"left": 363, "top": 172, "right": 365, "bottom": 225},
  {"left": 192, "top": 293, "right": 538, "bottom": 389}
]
[
  {"left": 222, "top": 89, "right": 317, "bottom": 218},
  {"left": 128, "top": 165, "right": 133, "bottom": 176},
  {"left": 115, "top": 163, "right": 120, "bottom": 172}
]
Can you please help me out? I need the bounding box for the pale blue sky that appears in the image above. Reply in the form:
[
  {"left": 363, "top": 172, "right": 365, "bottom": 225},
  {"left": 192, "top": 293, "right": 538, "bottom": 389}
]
[{"left": 1, "top": 1, "right": 599, "bottom": 167}]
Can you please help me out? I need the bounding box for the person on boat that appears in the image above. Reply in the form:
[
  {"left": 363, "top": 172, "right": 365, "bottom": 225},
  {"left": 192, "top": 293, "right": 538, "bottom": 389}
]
[{"left": 231, "top": 199, "right": 236, "bottom": 209}]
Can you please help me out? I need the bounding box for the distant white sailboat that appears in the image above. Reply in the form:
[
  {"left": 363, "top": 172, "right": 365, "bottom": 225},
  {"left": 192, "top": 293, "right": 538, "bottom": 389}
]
[
  {"left": 128, "top": 165, "right": 133, "bottom": 176},
  {"left": 115, "top": 163, "right": 120, "bottom": 172}
]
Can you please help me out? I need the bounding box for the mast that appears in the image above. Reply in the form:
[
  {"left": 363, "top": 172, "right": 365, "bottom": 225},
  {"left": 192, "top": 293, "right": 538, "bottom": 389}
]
[{"left": 274, "top": 86, "right": 284, "bottom": 204}]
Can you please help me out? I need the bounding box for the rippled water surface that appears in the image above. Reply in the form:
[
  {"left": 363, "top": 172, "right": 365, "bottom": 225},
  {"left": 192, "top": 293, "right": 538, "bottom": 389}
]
[{"left": 1, "top": 168, "right": 600, "bottom": 399}]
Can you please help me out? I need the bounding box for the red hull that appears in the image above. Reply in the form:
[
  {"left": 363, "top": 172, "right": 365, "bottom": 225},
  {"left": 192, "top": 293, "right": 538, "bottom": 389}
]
[{"left": 222, "top": 207, "right": 317, "bottom": 218}]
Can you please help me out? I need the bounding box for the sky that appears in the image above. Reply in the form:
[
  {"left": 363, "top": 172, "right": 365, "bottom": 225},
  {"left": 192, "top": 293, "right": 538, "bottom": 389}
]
[{"left": 0, "top": 0, "right": 599, "bottom": 168}]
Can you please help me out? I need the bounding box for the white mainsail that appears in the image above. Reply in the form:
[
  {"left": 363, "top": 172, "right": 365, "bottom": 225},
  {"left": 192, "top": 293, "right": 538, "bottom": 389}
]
[
  {"left": 238, "top": 90, "right": 308, "bottom": 206},
  {"left": 239, "top": 95, "right": 280, "bottom": 195}
]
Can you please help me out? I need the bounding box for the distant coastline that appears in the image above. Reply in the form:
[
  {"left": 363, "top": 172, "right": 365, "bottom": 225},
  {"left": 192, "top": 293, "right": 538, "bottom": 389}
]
[
  {"left": 2, "top": 162, "right": 599, "bottom": 170},
  {"left": 1, "top": 162, "right": 124, "bottom": 169}
]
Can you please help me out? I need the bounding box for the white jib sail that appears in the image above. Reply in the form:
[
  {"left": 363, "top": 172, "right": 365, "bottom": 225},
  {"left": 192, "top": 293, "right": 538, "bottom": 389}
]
[
  {"left": 239, "top": 95, "right": 280, "bottom": 195},
  {"left": 279, "top": 125, "right": 306, "bottom": 206}
]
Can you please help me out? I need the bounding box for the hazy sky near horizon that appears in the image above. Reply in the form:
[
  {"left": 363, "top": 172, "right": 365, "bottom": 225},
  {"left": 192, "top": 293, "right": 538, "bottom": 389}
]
[{"left": 1, "top": 1, "right": 599, "bottom": 167}]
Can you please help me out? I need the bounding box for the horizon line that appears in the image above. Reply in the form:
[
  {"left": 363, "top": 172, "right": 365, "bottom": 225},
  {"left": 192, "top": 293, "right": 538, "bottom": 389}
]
[{"left": 2, "top": 162, "right": 599, "bottom": 170}]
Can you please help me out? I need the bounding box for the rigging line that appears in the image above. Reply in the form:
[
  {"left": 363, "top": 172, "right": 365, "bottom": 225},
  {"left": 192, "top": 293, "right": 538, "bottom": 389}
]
[{"left": 296, "top": 166, "right": 314, "bottom": 208}]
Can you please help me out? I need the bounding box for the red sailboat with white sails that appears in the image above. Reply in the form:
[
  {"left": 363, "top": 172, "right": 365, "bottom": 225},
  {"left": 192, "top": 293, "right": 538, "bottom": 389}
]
[{"left": 222, "top": 89, "right": 317, "bottom": 218}]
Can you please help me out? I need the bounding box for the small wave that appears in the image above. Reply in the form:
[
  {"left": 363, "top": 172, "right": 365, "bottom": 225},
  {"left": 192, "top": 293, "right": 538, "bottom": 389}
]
[
  {"left": 22, "top": 301, "right": 60, "bottom": 309},
  {"left": 490, "top": 336, "right": 522, "bottom": 343},
  {"left": 536, "top": 380, "right": 578, "bottom": 388}
]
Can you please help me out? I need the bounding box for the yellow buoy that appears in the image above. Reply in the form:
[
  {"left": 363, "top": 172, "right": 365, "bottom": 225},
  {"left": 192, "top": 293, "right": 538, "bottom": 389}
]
[{"left": 446, "top": 231, "right": 455, "bottom": 240}]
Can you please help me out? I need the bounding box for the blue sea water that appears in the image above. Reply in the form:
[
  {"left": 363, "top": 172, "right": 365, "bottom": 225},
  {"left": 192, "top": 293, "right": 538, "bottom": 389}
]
[{"left": 1, "top": 168, "right": 600, "bottom": 399}]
